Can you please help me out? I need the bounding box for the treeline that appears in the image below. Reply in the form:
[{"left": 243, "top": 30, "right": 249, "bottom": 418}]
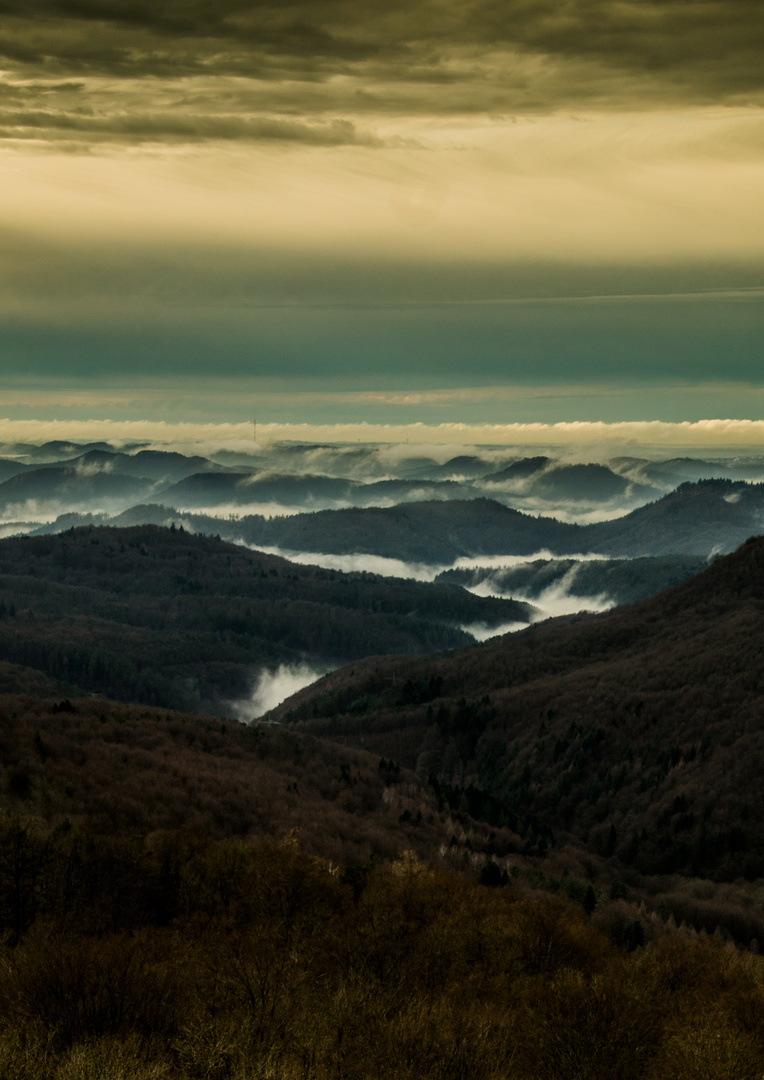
[{"left": 0, "top": 826, "right": 762, "bottom": 1079}]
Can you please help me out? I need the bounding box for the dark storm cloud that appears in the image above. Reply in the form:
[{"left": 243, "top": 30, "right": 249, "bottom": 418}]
[
  {"left": 0, "top": 108, "right": 388, "bottom": 145},
  {"left": 0, "top": 1, "right": 760, "bottom": 147}
]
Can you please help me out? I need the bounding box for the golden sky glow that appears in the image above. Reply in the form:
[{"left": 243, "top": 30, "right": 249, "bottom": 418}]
[{"left": 0, "top": 1, "right": 763, "bottom": 430}]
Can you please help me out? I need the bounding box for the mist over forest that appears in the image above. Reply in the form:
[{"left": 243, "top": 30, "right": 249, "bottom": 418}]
[
  {"left": 0, "top": 436, "right": 761, "bottom": 709},
  {"left": 2, "top": 0, "right": 764, "bottom": 1065},
  {"left": 1, "top": 436, "right": 764, "bottom": 1078},
  {"left": 3, "top": 436, "right": 764, "bottom": 524}
]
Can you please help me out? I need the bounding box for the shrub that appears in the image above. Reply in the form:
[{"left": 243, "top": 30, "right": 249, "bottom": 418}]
[{"left": 0, "top": 930, "right": 182, "bottom": 1049}]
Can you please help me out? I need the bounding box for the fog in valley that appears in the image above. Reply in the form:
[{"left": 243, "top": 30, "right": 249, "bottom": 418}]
[
  {"left": 3, "top": 437, "right": 764, "bottom": 530},
  {"left": 463, "top": 565, "right": 615, "bottom": 619},
  {"left": 0, "top": 436, "right": 750, "bottom": 715},
  {"left": 232, "top": 663, "right": 333, "bottom": 721}
]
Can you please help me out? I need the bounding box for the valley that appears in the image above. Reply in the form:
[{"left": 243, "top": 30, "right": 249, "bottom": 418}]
[{"left": 0, "top": 439, "right": 762, "bottom": 1078}]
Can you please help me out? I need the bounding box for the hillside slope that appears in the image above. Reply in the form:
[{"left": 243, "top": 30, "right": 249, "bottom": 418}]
[
  {"left": 0, "top": 524, "right": 530, "bottom": 714},
  {"left": 280, "top": 534, "right": 764, "bottom": 880},
  {"left": 0, "top": 692, "right": 502, "bottom": 866},
  {"left": 52, "top": 478, "right": 764, "bottom": 561}
]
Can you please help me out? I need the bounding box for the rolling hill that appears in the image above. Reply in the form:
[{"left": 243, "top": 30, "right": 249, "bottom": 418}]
[
  {"left": 437, "top": 555, "right": 708, "bottom": 606},
  {"left": 0, "top": 524, "right": 531, "bottom": 715},
  {"left": 130, "top": 479, "right": 764, "bottom": 560},
  {"left": 27, "top": 478, "right": 764, "bottom": 565},
  {"left": 278, "top": 533, "right": 764, "bottom": 881},
  {"left": 0, "top": 468, "right": 156, "bottom": 517}
]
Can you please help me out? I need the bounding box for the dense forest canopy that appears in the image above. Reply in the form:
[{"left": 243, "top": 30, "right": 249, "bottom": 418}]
[
  {"left": 0, "top": 524, "right": 530, "bottom": 715},
  {"left": 0, "top": 443, "right": 763, "bottom": 1077},
  {"left": 281, "top": 534, "right": 764, "bottom": 882},
  {"left": 35, "top": 479, "right": 764, "bottom": 562}
]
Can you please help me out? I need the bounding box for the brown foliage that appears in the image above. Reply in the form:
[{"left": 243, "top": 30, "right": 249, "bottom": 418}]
[
  {"left": 0, "top": 835, "right": 757, "bottom": 1079},
  {"left": 284, "top": 535, "right": 764, "bottom": 881}
]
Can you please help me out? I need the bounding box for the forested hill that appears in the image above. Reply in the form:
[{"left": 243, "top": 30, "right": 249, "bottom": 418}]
[
  {"left": 47, "top": 477, "right": 764, "bottom": 560},
  {"left": 280, "top": 533, "right": 764, "bottom": 881},
  {"left": 436, "top": 554, "right": 708, "bottom": 606},
  {"left": 0, "top": 524, "right": 531, "bottom": 715},
  {"left": 231, "top": 479, "right": 761, "bottom": 558}
]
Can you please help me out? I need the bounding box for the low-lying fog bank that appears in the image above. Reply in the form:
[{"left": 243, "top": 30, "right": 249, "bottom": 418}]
[
  {"left": 246, "top": 548, "right": 707, "bottom": 644},
  {"left": 232, "top": 663, "right": 333, "bottom": 721},
  {"left": 2, "top": 437, "right": 763, "bottom": 531}
]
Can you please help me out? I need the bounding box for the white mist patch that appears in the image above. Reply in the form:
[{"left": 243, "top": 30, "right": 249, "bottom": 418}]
[
  {"left": 0, "top": 522, "right": 39, "bottom": 538},
  {"left": 248, "top": 547, "right": 615, "bottom": 584},
  {"left": 74, "top": 460, "right": 113, "bottom": 477},
  {"left": 465, "top": 563, "right": 616, "bottom": 620},
  {"left": 234, "top": 663, "right": 330, "bottom": 721},
  {"left": 529, "top": 577, "right": 615, "bottom": 619},
  {"left": 0, "top": 501, "right": 63, "bottom": 524},
  {"left": 452, "top": 550, "right": 612, "bottom": 571},
  {"left": 252, "top": 547, "right": 445, "bottom": 581},
  {"left": 483, "top": 494, "right": 644, "bottom": 524},
  {"left": 460, "top": 621, "right": 530, "bottom": 641}
]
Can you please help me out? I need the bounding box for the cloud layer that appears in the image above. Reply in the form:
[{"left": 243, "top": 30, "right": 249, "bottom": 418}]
[
  {"left": 4, "top": 417, "right": 764, "bottom": 450},
  {"left": 0, "top": 2, "right": 762, "bottom": 425},
  {"left": 0, "top": 1, "right": 762, "bottom": 152}
]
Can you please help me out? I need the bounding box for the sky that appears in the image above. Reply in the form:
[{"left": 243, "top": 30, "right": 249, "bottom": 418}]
[{"left": 1, "top": 0, "right": 763, "bottom": 441}]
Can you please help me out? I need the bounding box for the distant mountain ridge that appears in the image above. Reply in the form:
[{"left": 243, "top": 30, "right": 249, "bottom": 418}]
[
  {"left": 85, "top": 479, "right": 764, "bottom": 560},
  {"left": 5, "top": 443, "right": 762, "bottom": 523},
  {"left": 22, "top": 477, "right": 764, "bottom": 568}
]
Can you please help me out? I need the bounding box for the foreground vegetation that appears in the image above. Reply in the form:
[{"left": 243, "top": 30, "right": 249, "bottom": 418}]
[
  {"left": 0, "top": 694, "right": 761, "bottom": 1078},
  {"left": 0, "top": 825, "right": 761, "bottom": 1080}
]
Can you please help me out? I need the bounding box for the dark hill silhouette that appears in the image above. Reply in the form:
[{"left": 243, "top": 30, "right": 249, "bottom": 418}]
[
  {"left": 0, "top": 459, "right": 28, "bottom": 483},
  {"left": 160, "top": 471, "right": 359, "bottom": 508},
  {"left": 160, "top": 472, "right": 474, "bottom": 510},
  {"left": 613, "top": 455, "right": 764, "bottom": 488},
  {"left": 279, "top": 533, "right": 764, "bottom": 881},
  {"left": 481, "top": 461, "right": 660, "bottom": 505},
  {"left": 0, "top": 467, "right": 155, "bottom": 514},
  {"left": 227, "top": 498, "right": 582, "bottom": 561},
  {"left": 583, "top": 479, "right": 764, "bottom": 555},
  {"left": 50, "top": 449, "right": 227, "bottom": 482},
  {"left": 0, "top": 524, "right": 532, "bottom": 714},
  {"left": 233, "top": 480, "right": 764, "bottom": 558},
  {"left": 437, "top": 554, "right": 708, "bottom": 606},
  {"left": 31, "top": 479, "right": 764, "bottom": 560},
  {"left": 430, "top": 454, "right": 498, "bottom": 478},
  {"left": 484, "top": 456, "right": 550, "bottom": 482},
  {"left": 198, "top": 481, "right": 764, "bottom": 559},
  {"left": 5, "top": 440, "right": 118, "bottom": 463},
  {"left": 532, "top": 463, "right": 644, "bottom": 501}
]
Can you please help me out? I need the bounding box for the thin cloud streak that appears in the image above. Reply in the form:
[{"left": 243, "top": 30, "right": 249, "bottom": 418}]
[
  {"left": 254, "top": 548, "right": 445, "bottom": 581},
  {"left": 4, "top": 418, "right": 764, "bottom": 450}
]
